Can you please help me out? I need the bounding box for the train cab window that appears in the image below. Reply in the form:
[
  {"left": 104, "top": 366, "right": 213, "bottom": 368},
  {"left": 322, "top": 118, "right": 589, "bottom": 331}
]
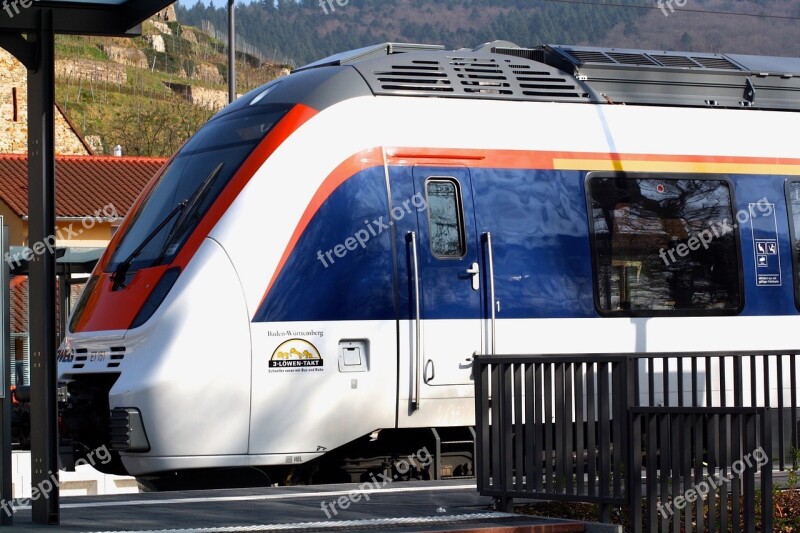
[
  {"left": 587, "top": 175, "right": 742, "bottom": 315},
  {"left": 426, "top": 179, "right": 466, "bottom": 258},
  {"left": 106, "top": 104, "right": 290, "bottom": 276},
  {"left": 788, "top": 181, "right": 800, "bottom": 309}
]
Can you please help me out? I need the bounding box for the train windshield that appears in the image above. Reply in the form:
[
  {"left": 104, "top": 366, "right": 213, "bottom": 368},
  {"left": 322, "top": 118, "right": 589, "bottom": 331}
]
[{"left": 106, "top": 104, "right": 290, "bottom": 275}]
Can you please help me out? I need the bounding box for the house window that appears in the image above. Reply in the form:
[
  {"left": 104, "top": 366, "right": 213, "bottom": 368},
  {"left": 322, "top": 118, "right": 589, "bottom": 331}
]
[
  {"left": 426, "top": 178, "right": 465, "bottom": 258},
  {"left": 587, "top": 174, "right": 741, "bottom": 315}
]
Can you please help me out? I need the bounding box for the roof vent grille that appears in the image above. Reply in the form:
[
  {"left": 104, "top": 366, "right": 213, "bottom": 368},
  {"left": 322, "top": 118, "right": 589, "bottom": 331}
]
[
  {"left": 608, "top": 52, "right": 659, "bottom": 66},
  {"left": 565, "top": 50, "right": 615, "bottom": 64},
  {"left": 691, "top": 56, "right": 741, "bottom": 70},
  {"left": 374, "top": 60, "right": 453, "bottom": 93},
  {"left": 650, "top": 55, "right": 702, "bottom": 68},
  {"left": 510, "top": 61, "right": 587, "bottom": 99},
  {"left": 451, "top": 57, "right": 513, "bottom": 95},
  {"left": 492, "top": 47, "right": 545, "bottom": 63}
]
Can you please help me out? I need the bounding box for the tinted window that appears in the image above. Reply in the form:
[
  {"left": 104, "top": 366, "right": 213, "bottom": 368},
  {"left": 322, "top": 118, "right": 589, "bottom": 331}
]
[
  {"left": 106, "top": 104, "right": 290, "bottom": 274},
  {"left": 789, "top": 181, "right": 800, "bottom": 308},
  {"left": 588, "top": 176, "right": 741, "bottom": 315},
  {"left": 426, "top": 179, "right": 465, "bottom": 257}
]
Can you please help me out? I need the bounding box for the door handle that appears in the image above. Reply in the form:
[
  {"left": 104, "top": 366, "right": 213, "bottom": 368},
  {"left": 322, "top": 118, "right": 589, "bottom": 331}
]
[
  {"left": 407, "top": 231, "right": 422, "bottom": 411},
  {"left": 483, "top": 232, "right": 496, "bottom": 355},
  {"left": 465, "top": 262, "right": 480, "bottom": 291},
  {"left": 424, "top": 359, "right": 435, "bottom": 384}
]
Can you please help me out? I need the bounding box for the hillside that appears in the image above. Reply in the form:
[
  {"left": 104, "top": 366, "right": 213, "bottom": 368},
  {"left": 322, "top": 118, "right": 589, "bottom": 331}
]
[
  {"left": 177, "top": 0, "right": 800, "bottom": 66},
  {"left": 596, "top": 0, "right": 800, "bottom": 56},
  {"left": 51, "top": 0, "right": 800, "bottom": 158},
  {"left": 178, "top": 0, "right": 646, "bottom": 67},
  {"left": 54, "top": 14, "right": 288, "bottom": 157}
]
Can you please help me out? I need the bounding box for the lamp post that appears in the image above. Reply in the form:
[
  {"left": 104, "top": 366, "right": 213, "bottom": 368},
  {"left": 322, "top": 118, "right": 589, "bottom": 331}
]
[{"left": 228, "top": 0, "right": 235, "bottom": 103}]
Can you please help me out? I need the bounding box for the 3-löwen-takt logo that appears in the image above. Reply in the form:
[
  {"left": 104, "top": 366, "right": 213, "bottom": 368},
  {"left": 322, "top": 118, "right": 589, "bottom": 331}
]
[{"left": 269, "top": 338, "right": 323, "bottom": 368}]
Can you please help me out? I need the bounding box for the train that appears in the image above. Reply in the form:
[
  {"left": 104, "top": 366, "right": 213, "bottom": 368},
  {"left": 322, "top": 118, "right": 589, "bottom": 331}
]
[{"left": 57, "top": 40, "right": 800, "bottom": 486}]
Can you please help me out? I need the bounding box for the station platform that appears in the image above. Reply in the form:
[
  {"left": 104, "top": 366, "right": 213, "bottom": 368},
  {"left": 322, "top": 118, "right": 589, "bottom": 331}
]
[{"left": 0, "top": 479, "right": 612, "bottom": 532}]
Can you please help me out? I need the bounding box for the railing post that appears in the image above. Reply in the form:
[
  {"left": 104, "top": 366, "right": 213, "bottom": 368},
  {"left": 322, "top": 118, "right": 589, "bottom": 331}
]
[
  {"left": 500, "top": 363, "right": 514, "bottom": 496},
  {"left": 597, "top": 362, "right": 610, "bottom": 522},
  {"left": 761, "top": 407, "right": 773, "bottom": 533},
  {"left": 625, "top": 357, "right": 639, "bottom": 531},
  {"left": 630, "top": 410, "right": 642, "bottom": 533},
  {"left": 790, "top": 355, "right": 798, "bottom": 460},
  {"left": 743, "top": 412, "right": 756, "bottom": 533},
  {"left": 491, "top": 361, "right": 501, "bottom": 491},
  {"left": 495, "top": 496, "right": 513, "bottom": 513},
  {"left": 612, "top": 360, "right": 624, "bottom": 498},
  {"left": 474, "top": 356, "right": 490, "bottom": 491}
]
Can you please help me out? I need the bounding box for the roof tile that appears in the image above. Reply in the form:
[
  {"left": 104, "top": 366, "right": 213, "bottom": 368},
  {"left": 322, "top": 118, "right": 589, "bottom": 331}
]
[{"left": 0, "top": 154, "right": 167, "bottom": 218}]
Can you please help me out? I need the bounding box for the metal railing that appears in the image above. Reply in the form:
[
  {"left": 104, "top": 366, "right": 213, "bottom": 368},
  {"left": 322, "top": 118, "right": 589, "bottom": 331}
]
[
  {"left": 630, "top": 407, "right": 772, "bottom": 532},
  {"left": 631, "top": 351, "right": 799, "bottom": 469},
  {"left": 474, "top": 350, "right": 799, "bottom": 532},
  {"left": 474, "top": 355, "right": 631, "bottom": 519}
]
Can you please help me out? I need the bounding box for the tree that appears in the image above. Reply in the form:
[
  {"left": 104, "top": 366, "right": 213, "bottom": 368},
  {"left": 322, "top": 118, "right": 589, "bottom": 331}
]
[
  {"left": 680, "top": 32, "right": 693, "bottom": 51},
  {"left": 112, "top": 95, "right": 214, "bottom": 157}
]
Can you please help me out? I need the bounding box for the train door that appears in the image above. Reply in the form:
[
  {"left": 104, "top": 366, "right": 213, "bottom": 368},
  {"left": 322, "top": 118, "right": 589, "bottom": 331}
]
[{"left": 392, "top": 164, "right": 483, "bottom": 426}]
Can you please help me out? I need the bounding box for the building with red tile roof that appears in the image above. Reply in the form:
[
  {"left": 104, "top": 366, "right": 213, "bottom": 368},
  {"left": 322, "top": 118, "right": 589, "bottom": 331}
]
[
  {"left": 0, "top": 153, "right": 165, "bottom": 254},
  {"left": 0, "top": 154, "right": 167, "bottom": 385},
  {"left": 0, "top": 153, "right": 166, "bottom": 218}
]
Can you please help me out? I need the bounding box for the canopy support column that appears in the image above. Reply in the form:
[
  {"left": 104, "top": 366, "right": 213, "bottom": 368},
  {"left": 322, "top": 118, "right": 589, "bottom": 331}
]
[{"left": 27, "top": 8, "right": 59, "bottom": 525}]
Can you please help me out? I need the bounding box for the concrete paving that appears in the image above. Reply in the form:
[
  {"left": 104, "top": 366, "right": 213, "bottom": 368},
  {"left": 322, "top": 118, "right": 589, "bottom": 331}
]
[{"left": 0, "top": 480, "right": 589, "bottom": 533}]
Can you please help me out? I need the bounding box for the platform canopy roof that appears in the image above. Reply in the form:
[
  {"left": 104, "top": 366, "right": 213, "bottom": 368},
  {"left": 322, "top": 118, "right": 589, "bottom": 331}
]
[
  {"left": 0, "top": 0, "right": 174, "bottom": 35},
  {"left": 8, "top": 246, "right": 104, "bottom": 275}
]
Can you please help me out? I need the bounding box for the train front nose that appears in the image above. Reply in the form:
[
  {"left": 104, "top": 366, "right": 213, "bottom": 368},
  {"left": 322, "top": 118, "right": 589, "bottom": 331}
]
[{"left": 60, "top": 236, "right": 253, "bottom": 478}]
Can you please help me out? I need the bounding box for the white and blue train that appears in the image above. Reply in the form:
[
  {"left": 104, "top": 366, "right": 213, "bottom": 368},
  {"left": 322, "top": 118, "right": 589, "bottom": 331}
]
[{"left": 57, "top": 41, "right": 800, "bottom": 485}]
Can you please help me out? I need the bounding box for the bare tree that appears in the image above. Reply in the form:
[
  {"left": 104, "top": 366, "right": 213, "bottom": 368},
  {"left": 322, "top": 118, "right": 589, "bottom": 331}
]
[{"left": 110, "top": 95, "right": 214, "bottom": 157}]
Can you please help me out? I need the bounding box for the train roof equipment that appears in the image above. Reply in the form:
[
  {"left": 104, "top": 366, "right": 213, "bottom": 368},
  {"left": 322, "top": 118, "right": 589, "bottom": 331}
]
[{"left": 295, "top": 41, "right": 800, "bottom": 111}]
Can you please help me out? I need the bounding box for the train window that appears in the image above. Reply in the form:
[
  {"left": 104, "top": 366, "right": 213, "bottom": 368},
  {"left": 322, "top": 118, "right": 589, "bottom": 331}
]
[
  {"left": 788, "top": 181, "right": 800, "bottom": 309},
  {"left": 587, "top": 175, "right": 741, "bottom": 315},
  {"left": 426, "top": 179, "right": 465, "bottom": 258},
  {"left": 106, "top": 104, "right": 291, "bottom": 276}
]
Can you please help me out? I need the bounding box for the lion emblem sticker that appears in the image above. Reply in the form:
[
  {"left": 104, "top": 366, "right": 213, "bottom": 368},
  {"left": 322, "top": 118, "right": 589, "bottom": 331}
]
[{"left": 269, "top": 338, "right": 323, "bottom": 369}]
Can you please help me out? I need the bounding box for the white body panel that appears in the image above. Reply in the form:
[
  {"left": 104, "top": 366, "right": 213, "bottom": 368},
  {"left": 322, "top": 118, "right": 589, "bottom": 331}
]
[
  {"left": 248, "top": 320, "right": 395, "bottom": 457},
  {"left": 73, "top": 239, "right": 253, "bottom": 475}
]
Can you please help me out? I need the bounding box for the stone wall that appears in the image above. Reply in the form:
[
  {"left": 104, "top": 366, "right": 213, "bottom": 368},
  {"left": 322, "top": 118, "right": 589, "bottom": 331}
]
[
  {"left": 150, "top": 20, "right": 172, "bottom": 36},
  {"left": 84, "top": 135, "right": 104, "bottom": 155},
  {"left": 0, "top": 49, "right": 91, "bottom": 155},
  {"left": 164, "top": 82, "right": 231, "bottom": 110},
  {"left": 195, "top": 63, "right": 224, "bottom": 85},
  {"left": 101, "top": 45, "right": 149, "bottom": 70},
  {"left": 190, "top": 86, "right": 230, "bottom": 109},
  {"left": 147, "top": 34, "right": 165, "bottom": 54},
  {"left": 181, "top": 28, "right": 198, "bottom": 44},
  {"left": 55, "top": 58, "right": 127, "bottom": 86}
]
